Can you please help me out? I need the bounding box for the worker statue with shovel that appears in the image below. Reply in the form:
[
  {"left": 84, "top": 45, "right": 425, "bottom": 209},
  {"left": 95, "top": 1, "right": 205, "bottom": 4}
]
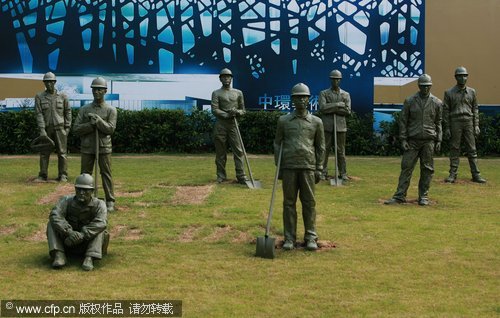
[
  {"left": 318, "top": 69, "right": 351, "bottom": 183},
  {"left": 73, "top": 77, "right": 117, "bottom": 212},
  {"left": 211, "top": 68, "right": 251, "bottom": 185},
  {"left": 274, "top": 83, "right": 325, "bottom": 251}
]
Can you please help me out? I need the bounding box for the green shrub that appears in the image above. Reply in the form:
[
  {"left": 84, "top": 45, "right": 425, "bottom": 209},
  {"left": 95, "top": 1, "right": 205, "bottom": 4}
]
[{"left": 1, "top": 108, "right": 498, "bottom": 155}]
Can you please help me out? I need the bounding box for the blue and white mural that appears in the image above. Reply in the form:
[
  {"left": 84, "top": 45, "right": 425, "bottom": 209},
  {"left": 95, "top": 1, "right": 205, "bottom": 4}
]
[{"left": 0, "top": 0, "right": 424, "bottom": 112}]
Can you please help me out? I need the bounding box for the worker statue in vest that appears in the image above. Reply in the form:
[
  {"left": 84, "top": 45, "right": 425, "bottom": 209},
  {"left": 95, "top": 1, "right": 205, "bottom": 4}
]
[
  {"left": 35, "top": 72, "right": 71, "bottom": 182},
  {"left": 47, "top": 173, "right": 109, "bottom": 271},
  {"left": 443, "top": 66, "right": 486, "bottom": 183},
  {"left": 318, "top": 69, "right": 351, "bottom": 181},
  {"left": 211, "top": 68, "right": 249, "bottom": 184}
]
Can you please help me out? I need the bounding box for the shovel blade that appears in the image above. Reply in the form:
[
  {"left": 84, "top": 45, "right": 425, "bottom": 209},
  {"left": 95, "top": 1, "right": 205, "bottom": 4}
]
[
  {"left": 256, "top": 236, "right": 275, "bottom": 259},
  {"left": 245, "top": 180, "right": 262, "bottom": 189},
  {"left": 329, "top": 177, "right": 343, "bottom": 187}
]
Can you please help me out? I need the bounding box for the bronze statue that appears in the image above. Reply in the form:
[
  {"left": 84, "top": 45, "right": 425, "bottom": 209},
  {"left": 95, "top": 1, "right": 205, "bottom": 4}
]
[
  {"left": 211, "top": 68, "right": 249, "bottom": 184},
  {"left": 274, "top": 83, "right": 325, "bottom": 250},
  {"left": 385, "top": 74, "right": 442, "bottom": 206},
  {"left": 318, "top": 70, "right": 351, "bottom": 181},
  {"left": 443, "top": 67, "right": 486, "bottom": 183},
  {"left": 73, "top": 77, "right": 117, "bottom": 212},
  {"left": 34, "top": 72, "right": 71, "bottom": 182},
  {"left": 46, "top": 173, "right": 109, "bottom": 271}
]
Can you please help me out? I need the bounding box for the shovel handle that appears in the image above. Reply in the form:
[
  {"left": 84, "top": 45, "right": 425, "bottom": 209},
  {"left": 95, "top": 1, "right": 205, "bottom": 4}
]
[
  {"left": 265, "top": 142, "right": 282, "bottom": 236},
  {"left": 234, "top": 117, "right": 257, "bottom": 187},
  {"left": 333, "top": 113, "right": 339, "bottom": 186},
  {"left": 94, "top": 127, "right": 99, "bottom": 198}
]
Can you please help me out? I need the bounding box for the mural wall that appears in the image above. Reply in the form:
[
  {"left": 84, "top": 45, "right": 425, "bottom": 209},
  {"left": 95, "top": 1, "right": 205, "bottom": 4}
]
[{"left": 0, "top": 0, "right": 425, "bottom": 112}]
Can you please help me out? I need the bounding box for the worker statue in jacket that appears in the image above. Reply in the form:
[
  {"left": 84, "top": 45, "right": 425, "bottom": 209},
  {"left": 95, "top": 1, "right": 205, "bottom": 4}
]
[
  {"left": 47, "top": 173, "right": 109, "bottom": 271},
  {"left": 35, "top": 72, "right": 71, "bottom": 182},
  {"left": 318, "top": 69, "right": 351, "bottom": 181},
  {"left": 443, "top": 66, "right": 486, "bottom": 183},
  {"left": 73, "top": 77, "right": 117, "bottom": 212},
  {"left": 211, "top": 68, "right": 248, "bottom": 184},
  {"left": 274, "top": 83, "right": 325, "bottom": 251},
  {"left": 384, "top": 74, "right": 442, "bottom": 206}
]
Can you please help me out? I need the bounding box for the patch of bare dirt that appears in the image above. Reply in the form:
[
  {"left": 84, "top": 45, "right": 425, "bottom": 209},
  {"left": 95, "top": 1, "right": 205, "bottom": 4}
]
[
  {"left": 274, "top": 239, "right": 337, "bottom": 251},
  {"left": 438, "top": 178, "right": 475, "bottom": 185},
  {"left": 171, "top": 185, "right": 214, "bottom": 205},
  {"left": 347, "top": 176, "right": 362, "bottom": 181},
  {"left": 138, "top": 210, "right": 147, "bottom": 218},
  {"left": 26, "top": 227, "right": 46, "bottom": 242},
  {"left": 0, "top": 224, "right": 18, "bottom": 236},
  {"left": 110, "top": 224, "right": 143, "bottom": 240},
  {"left": 28, "top": 176, "right": 58, "bottom": 184},
  {"left": 178, "top": 225, "right": 204, "bottom": 242},
  {"left": 231, "top": 230, "right": 253, "bottom": 243},
  {"left": 116, "top": 190, "right": 144, "bottom": 198},
  {"left": 37, "top": 183, "right": 74, "bottom": 205},
  {"left": 203, "top": 224, "right": 232, "bottom": 242},
  {"left": 116, "top": 205, "right": 131, "bottom": 213},
  {"left": 378, "top": 198, "right": 437, "bottom": 206},
  {"left": 135, "top": 202, "right": 152, "bottom": 207}
]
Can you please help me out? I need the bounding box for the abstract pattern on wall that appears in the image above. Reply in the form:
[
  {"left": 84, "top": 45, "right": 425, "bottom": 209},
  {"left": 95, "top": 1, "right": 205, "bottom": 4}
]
[{"left": 0, "top": 0, "right": 424, "bottom": 111}]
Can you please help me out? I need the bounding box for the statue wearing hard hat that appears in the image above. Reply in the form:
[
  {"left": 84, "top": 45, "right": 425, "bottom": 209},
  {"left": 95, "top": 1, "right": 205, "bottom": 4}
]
[
  {"left": 318, "top": 69, "right": 351, "bottom": 181},
  {"left": 274, "top": 83, "right": 325, "bottom": 251},
  {"left": 211, "top": 68, "right": 249, "bottom": 184},
  {"left": 73, "top": 77, "right": 117, "bottom": 212},
  {"left": 443, "top": 67, "right": 486, "bottom": 183},
  {"left": 34, "top": 72, "right": 71, "bottom": 182},
  {"left": 46, "top": 173, "right": 109, "bottom": 271},
  {"left": 385, "top": 74, "right": 442, "bottom": 206}
]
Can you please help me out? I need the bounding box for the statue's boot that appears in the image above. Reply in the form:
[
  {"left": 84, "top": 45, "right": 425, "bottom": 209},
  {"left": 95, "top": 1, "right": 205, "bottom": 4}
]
[
  {"left": 82, "top": 256, "right": 94, "bottom": 271},
  {"left": 52, "top": 251, "right": 67, "bottom": 268}
]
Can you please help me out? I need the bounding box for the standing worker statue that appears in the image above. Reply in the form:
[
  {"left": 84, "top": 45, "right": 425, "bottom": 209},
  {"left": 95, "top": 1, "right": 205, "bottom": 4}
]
[
  {"left": 34, "top": 72, "right": 71, "bottom": 182},
  {"left": 211, "top": 68, "right": 248, "bottom": 184},
  {"left": 318, "top": 69, "right": 351, "bottom": 181},
  {"left": 47, "top": 173, "right": 109, "bottom": 271},
  {"left": 274, "top": 83, "right": 325, "bottom": 251},
  {"left": 384, "top": 74, "right": 442, "bottom": 206},
  {"left": 73, "top": 77, "right": 117, "bottom": 212},
  {"left": 443, "top": 66, "right": 486, "bottom": 183}
]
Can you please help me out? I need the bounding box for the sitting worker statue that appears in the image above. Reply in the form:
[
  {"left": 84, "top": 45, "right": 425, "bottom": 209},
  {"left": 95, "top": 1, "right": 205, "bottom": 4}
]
[{"left": 46, "top": 173, "right": 109, "bottom": 271}]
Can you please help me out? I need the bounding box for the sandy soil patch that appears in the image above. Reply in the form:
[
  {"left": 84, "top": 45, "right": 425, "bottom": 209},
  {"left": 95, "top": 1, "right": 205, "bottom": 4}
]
[
  {"left": 203, "top": 224, "right": 232, "bottom": 242},
  {"left": 37, "top": 183, "right": 74, "bottom": 205},
  {"left": 178, "top": 225, "right": 204, "bottom": 242},
  {"left": 0, "top": 224, "right": 18, "bottom": 236},
  {"left": 110, "top": 224, "right": 143, "bottom": 240},
  {"left": 115, "top": 190, "right": 144, "bottom": 198},
  {"left": 26, "top": 227, "right": 46, "bottom": 242},
  {"left": 171, "top": 185, "right": 214, "bottom": 205}
]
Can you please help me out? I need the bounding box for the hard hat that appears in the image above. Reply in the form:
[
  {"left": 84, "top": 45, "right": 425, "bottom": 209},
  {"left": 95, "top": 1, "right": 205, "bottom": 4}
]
[
  {"left": 75, "top": 173, "right": 95, "bottom": 189},
  {"left": 454, "top": 66, "right": 468, "bottom": 76},
  {"left": 219, "top": 68, "right": 233, "bottom": 77},
  {"left": 91, "top": 77, "right": 108, "bottom": 89},
  {"left": 291, "top": 83, "right": 311, "bottom": 96},
  {"left": 417, "top": 74, "right": 433, "bottom": 86},
  {"left": 43, "top": 72, "right": 57, "bottom": 81},
  {"left": 329, "top": 69, "right": 342, "bottom": 79},
  {"left": 30, "top": 135, "right": 55, "bottom": 153}
]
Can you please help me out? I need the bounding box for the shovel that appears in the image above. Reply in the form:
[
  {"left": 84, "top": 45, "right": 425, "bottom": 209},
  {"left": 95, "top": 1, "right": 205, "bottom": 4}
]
[
  {"left": 256, "top": 142, "right": 282, "bottom": 259},
  {"left": 330, "top": 114, "right": 343, "bottom": 187},
  {"left": 234, "top": 117, "right": 262, "bottom": 189},
  {"left": 94, "top": 127, "right": 99, "bottom": 198}
]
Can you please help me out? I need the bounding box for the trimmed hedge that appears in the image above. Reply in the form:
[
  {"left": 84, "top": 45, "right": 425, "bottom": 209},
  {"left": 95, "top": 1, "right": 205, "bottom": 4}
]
[{"left": 1, "top": 108, "right": 499, "bottom": 156}]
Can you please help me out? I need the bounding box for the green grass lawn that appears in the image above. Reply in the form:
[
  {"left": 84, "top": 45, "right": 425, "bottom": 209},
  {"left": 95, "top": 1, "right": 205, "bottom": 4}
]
[{"left": 0, "top": 154, "right": 498, "bottom": 317}]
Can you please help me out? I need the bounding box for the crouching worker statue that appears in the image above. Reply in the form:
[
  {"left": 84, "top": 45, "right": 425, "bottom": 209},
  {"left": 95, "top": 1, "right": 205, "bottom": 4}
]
[{"left": 46, "top": 173, "right": 109, "bottom": 271}]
